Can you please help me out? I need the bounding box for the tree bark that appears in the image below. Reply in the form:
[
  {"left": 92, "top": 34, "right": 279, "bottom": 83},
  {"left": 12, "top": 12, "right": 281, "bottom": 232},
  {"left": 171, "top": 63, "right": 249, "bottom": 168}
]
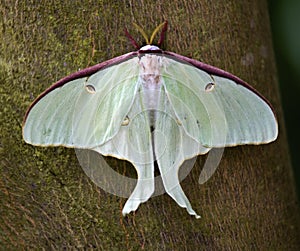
[{"left": 0, "top": 0, "right": 299, "bottom": 249}]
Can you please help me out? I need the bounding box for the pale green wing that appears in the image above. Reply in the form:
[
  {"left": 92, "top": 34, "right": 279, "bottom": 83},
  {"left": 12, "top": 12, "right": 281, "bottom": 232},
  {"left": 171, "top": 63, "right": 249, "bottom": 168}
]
[
  {"left": 23, "top": 57, "right": 140, "bottom": 148},
  {"left": 162, "top": 57, "right": 278, "bottom": 147},
  {"left": 94, "top": 89, "right": 154, "bottom": 216},
  {"left": 153, "top": 86, "right": 210, "bottom": 218}
]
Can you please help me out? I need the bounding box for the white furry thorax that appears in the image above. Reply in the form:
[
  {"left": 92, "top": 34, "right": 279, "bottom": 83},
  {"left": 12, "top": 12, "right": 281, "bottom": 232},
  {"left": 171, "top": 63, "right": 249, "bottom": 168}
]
[
  {"left": 139, "top": 54, "right": 164, "bottom": 90},
  {"left": 138, "top": 54, "right": 165, "bottom": 125}
]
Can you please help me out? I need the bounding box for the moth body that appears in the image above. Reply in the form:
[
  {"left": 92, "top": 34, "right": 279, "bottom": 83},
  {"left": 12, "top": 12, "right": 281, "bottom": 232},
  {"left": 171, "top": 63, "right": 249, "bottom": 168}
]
[{"left": 139, "top": 54, "right": 164, "bottom": 127}]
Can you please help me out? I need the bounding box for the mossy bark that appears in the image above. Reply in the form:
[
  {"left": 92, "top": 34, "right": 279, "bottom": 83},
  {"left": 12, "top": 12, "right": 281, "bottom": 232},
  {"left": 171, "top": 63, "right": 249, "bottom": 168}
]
[{"left": 0, "top": 0, "right": 299, "bottom": 249}]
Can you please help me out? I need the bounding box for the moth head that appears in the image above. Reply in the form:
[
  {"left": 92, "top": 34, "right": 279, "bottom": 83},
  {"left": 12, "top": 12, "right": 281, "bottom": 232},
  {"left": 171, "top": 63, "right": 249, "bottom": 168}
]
[{"left": 139, "top": 45, "right": 160, "bottom": 51}]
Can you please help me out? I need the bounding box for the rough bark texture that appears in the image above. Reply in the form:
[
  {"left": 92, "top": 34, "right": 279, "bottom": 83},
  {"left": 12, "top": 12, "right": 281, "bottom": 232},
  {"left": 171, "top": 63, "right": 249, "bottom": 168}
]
[{"left": 0, "top": 0, "right": 299, "bottom": 249}]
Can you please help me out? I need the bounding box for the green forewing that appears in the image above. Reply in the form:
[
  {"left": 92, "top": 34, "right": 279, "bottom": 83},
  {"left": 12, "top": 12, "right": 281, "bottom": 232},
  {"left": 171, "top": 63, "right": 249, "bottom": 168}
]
[
  {"left": 162, "top": 57, "right": 277, "bottom": 147},
  {"left": 23, "top": 57, "right": 139, "bottom": 147}
]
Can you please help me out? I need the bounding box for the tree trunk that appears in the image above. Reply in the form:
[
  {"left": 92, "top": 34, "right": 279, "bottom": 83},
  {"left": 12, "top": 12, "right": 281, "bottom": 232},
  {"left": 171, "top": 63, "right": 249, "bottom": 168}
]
[{"left": 0, "top": 0, "right": 299, "bottom": 249}]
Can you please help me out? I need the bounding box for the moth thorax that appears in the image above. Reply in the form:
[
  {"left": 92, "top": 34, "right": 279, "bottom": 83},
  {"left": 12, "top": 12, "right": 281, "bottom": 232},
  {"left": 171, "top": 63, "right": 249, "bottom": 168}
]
[{"left": 139, "top": 54, "right": 163, "bottom": 89}]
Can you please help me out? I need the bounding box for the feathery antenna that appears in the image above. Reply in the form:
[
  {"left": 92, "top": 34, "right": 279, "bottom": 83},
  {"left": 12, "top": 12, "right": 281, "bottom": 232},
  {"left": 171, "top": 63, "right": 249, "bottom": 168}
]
[{"left": 124, "top": 21, "right": 168, "bottom": 48}]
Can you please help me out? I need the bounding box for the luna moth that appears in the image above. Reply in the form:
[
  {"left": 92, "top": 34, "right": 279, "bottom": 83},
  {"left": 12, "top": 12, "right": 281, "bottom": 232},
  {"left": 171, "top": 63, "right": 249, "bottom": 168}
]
[{"left": 22, "top": 21, "right": 278, "bottom": 219}]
